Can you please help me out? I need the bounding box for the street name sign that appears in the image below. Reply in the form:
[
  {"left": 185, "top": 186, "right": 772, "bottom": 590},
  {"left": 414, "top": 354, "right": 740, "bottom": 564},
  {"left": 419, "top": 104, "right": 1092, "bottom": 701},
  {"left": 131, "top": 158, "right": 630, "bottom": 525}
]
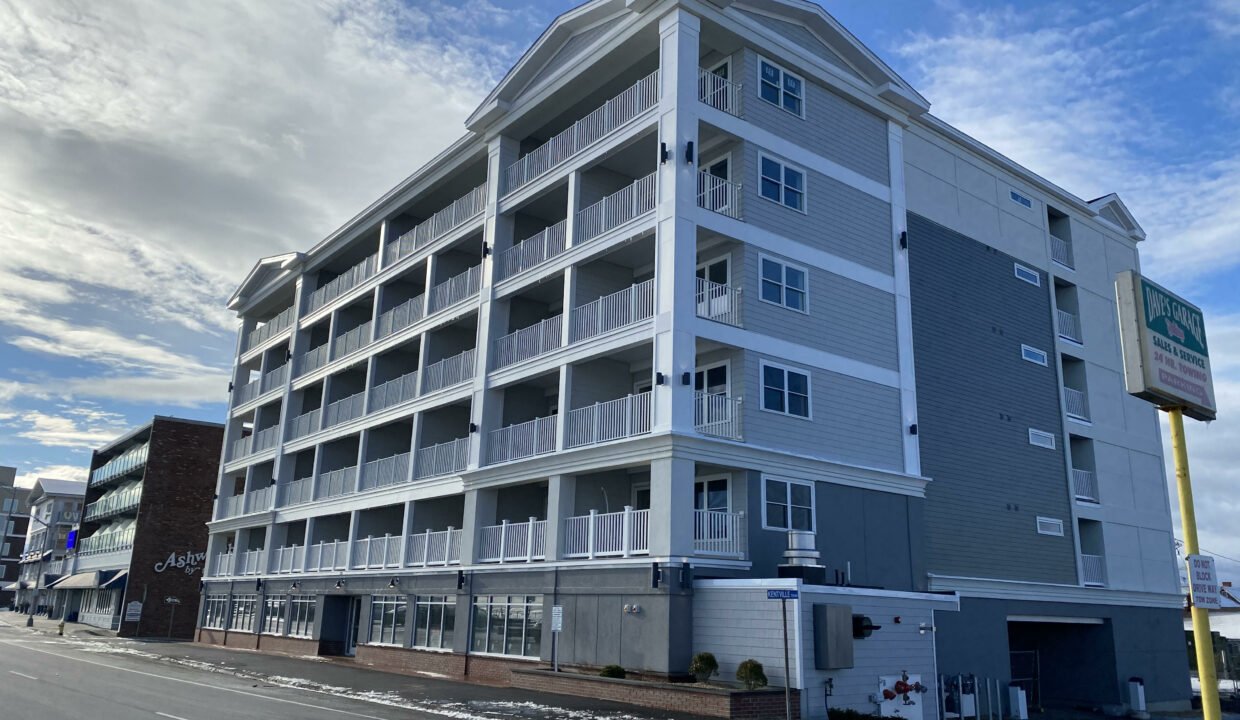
[
  {"left": 767, "top": 589, "right": 799, "bottom": 600},
  {"left": 551, "top": 605, "right": 564, "bottom": 632}
]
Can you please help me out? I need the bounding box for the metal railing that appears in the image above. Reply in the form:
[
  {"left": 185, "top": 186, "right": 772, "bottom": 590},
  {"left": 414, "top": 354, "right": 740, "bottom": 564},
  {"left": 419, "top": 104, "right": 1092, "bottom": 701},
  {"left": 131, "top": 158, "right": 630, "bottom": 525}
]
[
  {"left": 478, "top": 519, "right": 547, "bottom": 563},
  {"left": 316, "top": 466, "right": 357, "bottom": 500},
  {"left": 694, "top": 510, "right": 746, "bottom": 557},
  {"left": 90, "top": 443, "right": 149, "bottom": 486},
  {"left": 78, "top": 527, "right": 136, "bottom": 556},
  {"left": 697, "top": 172, "right": 742, "bottom": 219},
  {"left": 504, "top": 71, "right": 659, "bottom": 194},
  {"left": 1056, "top": 309, "right": 1082, "bottom": 343},
  {"left": 368, "top": 370, "right": 419, "bottom": 413},
  {"left": 305, "top": 254, "right": 378, "bottom": 314},
  {"left": 1064, "top": 387, "right": 1090, "bottom": 421},
  {"left": 305, "top": 540, "right": 349, "bottom": 572},
  {"left": 487, "top": 416, "right": 558, "bottom": 465},
  {"left": 414, "top": 437, "right": 470, "bottom": 479},
  {"left": 277, "top": 476, "right": 314, "bottom": 507},
  {"left": 406, "top": 528, "right": 461, "bottom": 567},
  {"left": 268, "top": 545, "right": 305, "bottom": 574},
  {"left": 331, "top": 321, "right": 373, "bottom": 360},
  {"left": 294, "top": 344, "right": 330, "bottom": 378},
  {"left": 216, "top": 493, "right": 244, "bottom": 520},
  {"left": 492, "top": 315, "right": 563, "bottom": 369},
  {"left": 246, "top": 484, "right": 274, "bottom": 513},
  {"left": 384, "top": 183, "right": 488, "bottom": 266},
  {"left": 1081, "top": 553, "right": 1106, "bottom": 586},
  {"left": 358, "top": 452, "right": 411, "bottom": 492},
  {"left": 229, "top": 425, "right": 279, "bottom": 461},
  {"left": 322, "top": 391, "right": 365, "bottom": 429},
  {"left": 84, "top": 484, "right": 143, "bottom": 521},
  {"left": 375, "top": 294, "right": 426, "bottom": 339},
  {"left": 421, "top": 349, "right": 476, "bottom": 394},
  {"left": 1072, "top": 468, "right": 1099, "bottom": 503},
  {"left": 564, "top": 507, "right": 649, "bottom": 558},
  {"left": 694, "top": 392, "right": 743, "bottom": 441},
  {"left": 244, "top": 305, "right": 295, "bottom": 352},
  {"left": 569, "top": 279, "right": 655, "bottom": 343},
  {"left": 286, "top": 408, "right": 322, "bottom": 440},
  {"left": 575, "top": 173, "right": 657, "bottom": 243},
  {"left": 259, "top": 364, "right": 290, "bottom": 394},
  {"left": 352, "top": 534, "right": 403, "bottom": 569},
  {"left": 1050, "top": 235, "right": 1074, "bottom": 268},
  {"left": 698, "top": 67, "right": 742, "bottom": 116},
  {"left": 566, "top": 391, "right": 652, "bottom": 449},
  {"left": 696, "top": 277, "right": 742, "bottom": 327},
  {"left": 495, "top": 220, "right": 567, "bottom": 281},
  {"left": 211, "top": 551, "right": 234, "bottom": 577},
  {"left": 236, "top": 549, "right": 265, "bottom": 576},
  {"left": 427, "top": 265, "right": 482, "bottom": 314}
]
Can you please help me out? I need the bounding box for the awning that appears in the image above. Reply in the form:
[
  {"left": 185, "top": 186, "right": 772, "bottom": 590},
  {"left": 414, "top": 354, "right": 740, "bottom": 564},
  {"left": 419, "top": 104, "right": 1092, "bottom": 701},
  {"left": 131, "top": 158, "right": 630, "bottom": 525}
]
[
  {"left": 47, "top": 571, "right": 101, "bottom": 590},
  {"left": 101, "top": 569, "right": 128, "bottom": 589},
  {"left": 1, "top": 582, "right": 21, "bottom": 591},
  {"left": 19, "top": 550, "right": 52, "bottom": 565}
]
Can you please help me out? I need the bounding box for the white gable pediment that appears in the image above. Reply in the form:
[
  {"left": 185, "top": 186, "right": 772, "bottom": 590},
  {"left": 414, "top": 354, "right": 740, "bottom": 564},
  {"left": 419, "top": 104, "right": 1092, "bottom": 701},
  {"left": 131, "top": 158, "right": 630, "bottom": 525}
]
[
  {"left": 734, "top": 8, "right": 863, "bottom": 82},
  {"left": 1088, "top": 193, "right": 1145, "bottom": 241},
  {"left": 229, "top": 252, "right": 303, "bottom": 310}
]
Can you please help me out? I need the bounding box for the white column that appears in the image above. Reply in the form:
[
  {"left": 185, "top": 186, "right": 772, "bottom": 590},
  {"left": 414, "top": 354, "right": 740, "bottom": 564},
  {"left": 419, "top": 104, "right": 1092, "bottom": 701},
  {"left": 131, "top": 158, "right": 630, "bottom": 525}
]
[
  {"left": 345, "top": 510, "right": 360, "bottom": 572},
  {"left": 399, "top": 500, "right": 415, "bottom": 567},
  {"left": 556, "top": 365, "right": 573, "bottom": 450},
  {"left": 648, "top": 455, "right": 694, "bottom": 557},
  {"left": 887, "top": 120, "right": 921, "bottom": 478},
  {"left": 545, "top": 474, "right": 575, "bottom": 561},
  {"left": 564, "top": 170, "right": 582, "bottom": 247},
  {"left": 459, "top": 488, "right": 497, "bottom": 565}
]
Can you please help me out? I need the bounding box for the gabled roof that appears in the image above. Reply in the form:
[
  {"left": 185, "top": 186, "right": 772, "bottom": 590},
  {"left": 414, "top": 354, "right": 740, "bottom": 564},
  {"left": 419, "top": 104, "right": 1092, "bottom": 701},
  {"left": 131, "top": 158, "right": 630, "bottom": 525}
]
[
  {"left": 1087, "top": 193, "right": 1146, "bottom": 241},
  {"left": 29, "top": 478, "right": 86, "bottom": 502},
  {"left": 228, "top": 252, "right": 304, "bottom": 310}
]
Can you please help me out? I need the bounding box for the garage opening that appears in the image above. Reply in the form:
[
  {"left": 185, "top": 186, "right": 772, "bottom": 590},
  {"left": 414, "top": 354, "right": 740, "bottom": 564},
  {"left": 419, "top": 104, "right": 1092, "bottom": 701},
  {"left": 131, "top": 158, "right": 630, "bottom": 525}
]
[{"left": 1007, "top": 616, "right": 1118, "bottom": 711}]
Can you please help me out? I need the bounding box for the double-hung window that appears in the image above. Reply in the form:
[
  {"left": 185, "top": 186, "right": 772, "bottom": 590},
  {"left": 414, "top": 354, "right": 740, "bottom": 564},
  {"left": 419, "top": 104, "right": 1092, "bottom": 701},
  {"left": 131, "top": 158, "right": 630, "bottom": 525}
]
[
  {"left": 761, "top": 362, "right": 810, "bottom": 418},
  {"left": 369, "top": 595, "right": 408, "bottom": 646},
  {"left": 760, "top": 255, "right": 807, "bottom": 311},
  {"left": 759, "top": 58, "right": 804, "bottom": 116},
  {"left": 759, "top": 155, "right": 805, "bottom": 212},
  {"left": 764, "top": 477, "right": 815, "bottom": 532}
]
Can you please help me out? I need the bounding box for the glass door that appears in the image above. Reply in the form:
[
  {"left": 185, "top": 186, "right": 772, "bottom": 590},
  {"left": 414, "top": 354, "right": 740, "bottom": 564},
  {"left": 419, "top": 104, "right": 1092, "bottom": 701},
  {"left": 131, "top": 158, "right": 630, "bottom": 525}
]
[
  {"left": 344, "top": 597, "right": 362, "bottom": 656},
  {"left": 693, "top": 477, "right": 731, "bottom": 544},
  {"left": 693, "top": 362, "right": 731, "bottom": 429},
  {"left": 695, "top": 256, "right": 731, "bottom": 319}
]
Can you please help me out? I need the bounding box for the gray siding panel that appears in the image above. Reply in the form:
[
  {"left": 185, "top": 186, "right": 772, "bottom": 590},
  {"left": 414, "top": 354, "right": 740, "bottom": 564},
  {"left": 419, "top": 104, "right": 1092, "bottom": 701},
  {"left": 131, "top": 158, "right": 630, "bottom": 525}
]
[{"left": 907, "top": 212, "right": 1078, "bottom": 585}]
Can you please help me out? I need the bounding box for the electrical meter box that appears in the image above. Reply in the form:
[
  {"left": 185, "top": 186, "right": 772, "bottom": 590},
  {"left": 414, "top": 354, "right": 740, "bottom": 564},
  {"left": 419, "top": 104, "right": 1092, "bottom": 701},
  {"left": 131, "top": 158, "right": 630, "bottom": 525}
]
[{"left": 813, "top": 603, "right": 854, "bottom": 669}]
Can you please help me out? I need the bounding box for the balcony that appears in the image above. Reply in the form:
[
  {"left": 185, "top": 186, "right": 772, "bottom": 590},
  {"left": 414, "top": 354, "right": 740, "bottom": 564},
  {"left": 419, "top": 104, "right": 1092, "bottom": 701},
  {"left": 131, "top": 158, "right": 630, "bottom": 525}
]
[
  {"left": 1072, "top": 468, "right": 1099, "bottom": 503},
  {"left": 495, "top": 220, "right": 567, "bottom": 281},
  {"left": 1081, "top": 553, "right": 1106, "bottom": 587},
  {"left": 492, "top": 315, "right": 563, "bottom": 369},
  {"left": 83, "top": 484, "right": 142, "bottom": 522},
  {"left": 487, "top": 416, "right": 558, "bottom": 465},
  {"left": 375, "top": 295, "right": 425, "bottom": 340},
  {"left": 1064, "top": 387, "right": 1090, "bottom": 422},
  {"left": 427, "top": 265, "right": 482, "bottom": 314},
  {"left": 569, "top": 279, "right": 655, "bottom": 343},
  {"left": 277, "top": 476, "right": 314, "bottom": 507},
  {"left": 504, "top": 71, "right": 659, "bottom": 194},
  {"left": 351, "top": 534, "right": 403, "bottom": 570},
  {"left": 565, "top": 391, "right": 652, "bottom": 449},
  {"left": 693, "top": 509, "right": 746, "bottom": 558},
  {"left": 694, "top": 391, "right": 743, "bottom": 441},
  {"left": 1050, "top": 235, "right": 1074, "bottom": 269},
  {"left": 369, "top": 371, "right": 419, "bottom": 413},
  {"left": 478, "top": 519, "right": 547, "bottom": 563},
  {"left": 266, "top": 530, "right": 462, "bottom": 575},
  {"left": 235, "top": 548, "right": 265, "bottom": 576},
  {"left": 316, "top": 465, "right": 358, "bottom": 501},
  {"left": 564, "top": 508, "right": 648, "bottom": 558},
  {"left": 1056, "top": 309, "right": 1081, "bottom": 343},
  {"left": 697, "top": 172, "right": 742, "bottom": 220},
  {"left": 234, "top": 364, "right": 289, "bottom": 406},
  {"left": 78, "top": 527, "right": 135, "bottom": 556},
  {"left": 358, "top": 452, "right": 411, "bottom": 492},
  {"left": 89, "top": 443, "right": 149, "bottom": 487},
  {"left": 576, "top": 173, "right": 657, "bottom": 244},
  {"left": 244, "top": 305, "right": 295, "bottom": 353},
  {"left": 294, "top": 344, "right": 330, "bottom": 378},
  {"left": 696, "top": 278, "right": 742, "bottom": 327},
  {"left": 305, "top": 254, "right": 378, "bottom": 315},
  {"left": 229, "top": 425, "right": 280, "bottom": 462},
  {"left": 286, "top": 408, "right": 322, "bottom": 441},
  {"left": 414, "top": 437, "right": 471, "bottom": 479},
  {"left": 384, "top": 183, "right": 488, "bottom": 267},
  {"left": 268, "top": 545, "right": 305, "bottom": 574},
  {"left": 407, "top": 528, "right": 462, "bottom": 567},
  {"left": 331, "top": 321, "right": 373, "bottom": 361},
  {"left": 210, "top": 551, "right": 234, "bottom": 577},
  {"left": 421, "top": 349, "right": 477, "bottom": 395},
  {"left": 305, "top": 540, "right": 349, "bottom": 572},
  {"left": 216, "top": 493, "right": 244, "bottom": 520},
  {"left": 322, "top": 391, "right": 366, "bottom": 430},
  {"left": 698, "top": 67, "right": 742, "bottom": 117}
]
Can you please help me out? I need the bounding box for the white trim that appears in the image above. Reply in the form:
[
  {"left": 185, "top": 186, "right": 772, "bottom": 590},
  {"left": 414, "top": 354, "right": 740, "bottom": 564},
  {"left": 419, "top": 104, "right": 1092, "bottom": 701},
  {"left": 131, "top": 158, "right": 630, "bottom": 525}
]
[
  {"left": 756, "top": 55, "right": 806, "bottom": 119},
  {"left": 631, "top": 480, "right": 650, "bottom": 509},
  {"left": 927, "top": 573, "right": 1183, "bottom": 609},
  {"left": 695, "top": 359, "right": 732, "bottom": 396},
  {"left": 1036, "top": 516, "right": 1065, "bottom": 536},
  {"left": 1013, "top": 263, "right": 1041, "bottom": 287},
  {"left": 757, "top": 253, "right": 809, "bottom": 314},
  {"left": 1028, "top": 428, "right": 1056, "bottom": 449},
  {"left": 761, "top": 473, "right": 815, "bottom": 533},
  {"left": 1006, "top": 614, "right": 1104, "bottom": 625},
  {"left": 1009, "top": 189, "right": 1033, "bottom": 209},
  {"left": 700, "top": 152, "right": 733, "bottom": 184},
  {"left": 694, "top": 474, "right": 732, "bottom": 513},
  {"left": 696, "top": 252, "right": 732, "bottom": 286},
  {"left": 759, "top": 360, "right": 812, "bottom": 420},
  {"left": 694, "top": 579, "right": 960, "bottom": 608},
  {"left": 1020, "top": 345, "right": 1048, "bottom": 367},
  {"left": 757, "top": 152, "right": 807, "bottom": 214}
]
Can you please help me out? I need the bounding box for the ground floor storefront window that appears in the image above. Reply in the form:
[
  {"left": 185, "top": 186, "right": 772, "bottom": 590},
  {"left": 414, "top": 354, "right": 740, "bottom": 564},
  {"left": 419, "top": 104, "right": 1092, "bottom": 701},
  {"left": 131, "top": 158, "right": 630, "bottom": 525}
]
[
  {"left": 262, "top": 596, "right": 286, "bottom": 636},
  {"left": 79, "top": 588, "right": 121, "bottom": 628},
  {"left": 413, "top": 595, "right": 455, "bottom": 650},
  {"left": 201, "top": 594, "right": 228, "bottom": 629},
  {"left": 470, "top": 595, "right": 542, "bottom": 657},
  {"left": 229, "top": 594, "right": 257, "bottom": 632},
  {"left": 288, "top": 595, "right": 315, "bottom": 637},
  {"left": 369, "top": 595, "right": 407, "bottom": 646}
]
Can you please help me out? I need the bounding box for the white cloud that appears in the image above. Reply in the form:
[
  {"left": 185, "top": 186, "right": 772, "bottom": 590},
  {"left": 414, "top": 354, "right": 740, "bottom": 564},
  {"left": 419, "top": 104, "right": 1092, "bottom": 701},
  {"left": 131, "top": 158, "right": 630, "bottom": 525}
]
[
  {"left": 13, "top": 406, "right": 130, "bottom": 449},
  {"left": 14, "top": 464, "right": 88, "bottom": 488}
]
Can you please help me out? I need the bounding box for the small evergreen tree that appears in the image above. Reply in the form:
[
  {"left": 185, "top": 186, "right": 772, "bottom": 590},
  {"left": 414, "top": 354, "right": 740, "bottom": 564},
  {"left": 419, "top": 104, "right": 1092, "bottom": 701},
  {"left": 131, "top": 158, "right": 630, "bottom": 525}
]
[
  {"left": 688, "top": 652, "right": 719, "bottom": 682},
  {"left": 736, "top": 659, "right": 768, "bottom": 690}
]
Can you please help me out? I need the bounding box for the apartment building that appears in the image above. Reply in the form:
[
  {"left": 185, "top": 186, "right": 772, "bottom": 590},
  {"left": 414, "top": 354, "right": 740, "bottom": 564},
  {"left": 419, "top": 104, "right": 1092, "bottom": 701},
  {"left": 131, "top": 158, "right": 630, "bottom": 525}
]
[
  {"left": 0, "top": 466, "right": 31, "bottom": 607},
  {"left": 199, "top": 0, "right": 1188, "bottom": 714},
  {"left": 14, "top": 477, "right": 84, "bottom": 614},
  {"left": 49, "top": 418, "right": 221, "bottom": 636}
]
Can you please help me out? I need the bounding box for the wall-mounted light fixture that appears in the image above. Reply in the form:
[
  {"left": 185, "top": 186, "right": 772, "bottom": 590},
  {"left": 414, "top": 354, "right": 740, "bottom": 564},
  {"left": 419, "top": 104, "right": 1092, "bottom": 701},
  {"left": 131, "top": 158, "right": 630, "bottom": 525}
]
[
  {"left": 388, "top": 577, "right": 400, "bottom": 589},
  {"left": 335, "top": 579, "right": 346, "bottom": 590},
  {"left": 255, "top": 578, "right": 263, "bottom": 591},
  {"left": 685, "top": 140, "right": 695, "bottom": 165},
  {"left": 681, "top": 372, "right": 691, "bottom": 386},
  {"left": 660, "top": 142, "right": 669, "bottom": 164},
  {"left": 290, "top": 581, "right": 300, "bottom": 591},
  {"left": 909, "top": 423, "right": 918, "bottom": 436},
  {"left": 481, "top": 242, "right": 490, "bottom": 257},
  {"left": 655, "top": 372, "right": 665, "bottom": 386},
  {"left": 227, "top": 382, "right": 234, "bottom": 393},
  {"left": 899, "top": 231, "right": 908, "bottom": 250},
  {"left": 469, "top": 422, "right": 478, "bottom": 434},
  {"left": 286, "top": 350, "right": 293, "bottom": 362},
  {"left": 456, "top": 570, "right": 466, "bottom": 590}
]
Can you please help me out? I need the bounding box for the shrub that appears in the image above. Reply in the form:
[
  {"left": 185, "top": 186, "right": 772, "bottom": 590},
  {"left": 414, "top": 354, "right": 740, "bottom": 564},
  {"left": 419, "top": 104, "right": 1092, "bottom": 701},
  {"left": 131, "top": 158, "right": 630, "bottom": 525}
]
[
  {"left": 599, "top": 664, "right": 626, "bottom": 679},
  {"left": 736, "top": 659, "right": 768, "bottom": 690},
  {"left": 688, "top": 652, "right": 719, "bottom": 682}
]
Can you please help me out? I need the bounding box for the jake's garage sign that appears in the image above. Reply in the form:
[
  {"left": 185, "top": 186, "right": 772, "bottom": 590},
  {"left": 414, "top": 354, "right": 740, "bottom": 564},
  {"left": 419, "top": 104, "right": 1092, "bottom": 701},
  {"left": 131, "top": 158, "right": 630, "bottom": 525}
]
[{"left": 1116, "top": 271, "right": 1216, "bottom": 421}]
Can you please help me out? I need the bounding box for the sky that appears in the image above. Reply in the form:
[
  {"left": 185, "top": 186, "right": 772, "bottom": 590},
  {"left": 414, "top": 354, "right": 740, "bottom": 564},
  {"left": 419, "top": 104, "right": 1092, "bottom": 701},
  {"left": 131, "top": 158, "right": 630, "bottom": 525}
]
[{"left": 0, "top": 0, "right": 1237, "bottom": 573}]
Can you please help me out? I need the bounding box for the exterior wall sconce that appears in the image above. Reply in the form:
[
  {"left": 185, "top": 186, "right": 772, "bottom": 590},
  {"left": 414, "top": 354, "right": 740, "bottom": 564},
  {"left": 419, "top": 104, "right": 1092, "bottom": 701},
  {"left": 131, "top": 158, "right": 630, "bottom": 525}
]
[
  {"left": 388, "top": 577, "right": 400, "bottom": 589},
  {"left": 681, "top": 372, "right": 691, "bottom": 386},
  {"left": 685, "top": 140, "right": 695, "bottom": 165},
  {"left": 334, "top": 579, "right": 346, "bottom": 590},
  {"left": 909, "top": 423, "right": 918, "bottom": 435},
  {"left": 655, "top": 372, "right": 665, "bottom": 386},
  {"left": 481, "top": 242, "right": 490, "bottom": 257},
  {"left": 660, "top": 142, "right": 669, "bottom": 164},
  {"left": 469, "top": 422, "right": 478, "bottom": 433},
  {"left": 290, "top": 581, "right": 300, "bottom": 591},
  {"left": 623, "top": 603, "right": 643, "bottom": 615},
  {"left": 254, "top": 578, "right": 263, "bottom": 591}
]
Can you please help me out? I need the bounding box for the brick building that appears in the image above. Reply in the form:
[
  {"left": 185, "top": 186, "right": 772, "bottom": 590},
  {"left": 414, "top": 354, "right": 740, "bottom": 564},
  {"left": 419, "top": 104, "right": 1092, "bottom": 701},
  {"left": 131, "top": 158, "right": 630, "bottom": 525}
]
[{"left": 0, "top": 465, "right": 31, "bottom": 607}]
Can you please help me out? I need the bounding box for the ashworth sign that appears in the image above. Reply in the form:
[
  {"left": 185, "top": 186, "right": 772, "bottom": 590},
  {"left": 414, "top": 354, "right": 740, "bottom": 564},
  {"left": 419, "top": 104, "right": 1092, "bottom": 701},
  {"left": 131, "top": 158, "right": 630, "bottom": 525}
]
[
  {"left": 154, "top": 550, "right": 206, "bottom": 576},
  {"left": 1116, "top": 271, "right": 1216, "bottom": 421}
]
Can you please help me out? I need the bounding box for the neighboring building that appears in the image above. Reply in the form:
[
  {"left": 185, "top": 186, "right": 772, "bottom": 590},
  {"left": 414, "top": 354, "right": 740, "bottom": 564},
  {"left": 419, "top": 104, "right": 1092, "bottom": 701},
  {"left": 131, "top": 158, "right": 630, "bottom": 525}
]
[
  {"left": 0, "top": 466, "right": 31, "bottom": 607},
  {"left": 198, "top": 0, "right": 1188, "bottom": 715},
  {"left": 50, "top": 417, "right": 222, "bottom": 637},
  {"left": 15, "top": 477, "right": 85, "bottom": 613}
]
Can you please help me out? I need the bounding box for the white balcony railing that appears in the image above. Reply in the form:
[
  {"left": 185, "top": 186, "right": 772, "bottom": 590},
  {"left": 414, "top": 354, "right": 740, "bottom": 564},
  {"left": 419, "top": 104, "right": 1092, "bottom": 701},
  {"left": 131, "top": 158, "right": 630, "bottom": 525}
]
[
  {"left": 375, "top": 294, "right": 426, "bottom": 340},
  {"left": 331, "top": 321, "right": 373, "bottom": 360},
  {"left": 698, "top": 67, "right": 742, "bottom": 116},
  {"left": 244, "top": 305, "right": 295, "bottom": 352},
  {"left": 478, "top": 519, "right": 547, "bottom": 563},
  {"left": 384, "top": 183, "right": 488, "bottom": 266},
  {"left": 84, "top": 484, "right": 143, "bottom": 521},
  {"left": 286, "top": 408, "right": 322, "bottom": 440},
  {"left": 277, "top": 476, "right": 314, "bottom": 507},
  {"left": 352, "top": 534, "right": 403, "bottom": 570},
  {"left": 368, "top": 370, "right": 419, "bottom": 413},
  {"left": 694, "top": 510, "right": 746, "bottom": 557},
  {"left": 236, "top": 548, "right": 265, "bottom": 576},
  {"left": 564, "top": 507, "right": 649, "bottom": 559},
  {"left": 1072, "top": 468, "right": 1099, "bottom": 503},
  {"left": 216, "top": 493, "right": 244, "bottom": 520},
  {"left": 1064, "top": 387, "right": 1090, "bottom": 421},
  {"left": 260, "top": 364, "right": 289, "bottom": 394},
  {"left": 306, "top": 254, "right": 378, "bottom": 314},
  {"left": 295, "top": 344, "right": 330, "bottom": 378},
  {"left": 427, "top": 265, "right": 482, "bottom": 314},
  {"left": 322, "top": 391, "right": 366, "bottom": 429},
  {"left": 492, "top": 315, "right": 563, "bottom": 369},
  {"left": 696, "top": 172, "right": 741, "bottom": 220},
  {"left": 229, "top": 425, "right": 279, "bottom": 461},
  {"left": 495, "top": 220, "right": 568, "bottom": 281},
  {"left": 211, "top": 551, "right": 234, "bottom": 577},
  {"left": 569, "top": 279, "right": 655, "bottom": 343},
  {"left": 696, "top": 277, "right": 742, "bottom": 327},
  {"left": 245, "top": 484, "right": 274, "bottom": 514},
  {"left": 694, "top": 392, "right": 743, "bottom": 441},
  {"left": 358, "top": 452, "right": 411, "bottom": 492},
  {"left": 566, "top": 391, "right": 652, "bottom": 449},
  {"left": 316, "top": 465, "right": 358, "bottom": 500},
  {"left": 90, "top": 443, "right": 149, "bottom": 487},
  {"left": 1081, "top": 553, "right": 1106, "bottom": 586},
  {"left": 414, "top": 437, "right": 470, "bottom": 479},
  {"left": 505, "top": 71, "right": 659, "bottom": 194},
  {"left": 406, "top": 528, "right": 461, "bottom": 567},
  {"left": 1057, "top": 309, "right": 1082, "bottom": 343},
  {"left": 575, "top": 173, "right": 657, "bottom": 243},
  {"left": 268, "top": 545, "right": 305, "bottom": 574},
  {"left": 78, "top": 527, "right": 135, "bottom": 556},
  {"left": 421, "top": 349, "right": 476, "bottom": 394},
  {"left": 1051, "top": 235, "right": 1074, "bottom": 268},
  {"left": 305, "top": 540, "right": 349, "bottom": 572},
  {"left": 487, "top": 416, "right": 558, "bottom": 465}
]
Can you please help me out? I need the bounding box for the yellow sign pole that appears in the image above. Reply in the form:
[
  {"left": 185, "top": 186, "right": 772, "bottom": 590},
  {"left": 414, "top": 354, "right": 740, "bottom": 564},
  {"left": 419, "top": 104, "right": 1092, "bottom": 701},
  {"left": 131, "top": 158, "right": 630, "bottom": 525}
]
[{"left": 1168, "top": 407, "right": 1220, "bottom": 720}]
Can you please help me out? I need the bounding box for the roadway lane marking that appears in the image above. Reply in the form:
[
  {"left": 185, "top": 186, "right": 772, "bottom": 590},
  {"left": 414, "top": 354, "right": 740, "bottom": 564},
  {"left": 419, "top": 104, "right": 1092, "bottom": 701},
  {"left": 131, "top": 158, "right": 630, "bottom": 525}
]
[
  {"left": 156, "top": 713, "right": 191, "bottom": 720},
  {"left": 8, "top": 670, "right": 38, "bottom": 680},
  {"left": 0, "top": 639, "right": 391, "bottom": 720}
]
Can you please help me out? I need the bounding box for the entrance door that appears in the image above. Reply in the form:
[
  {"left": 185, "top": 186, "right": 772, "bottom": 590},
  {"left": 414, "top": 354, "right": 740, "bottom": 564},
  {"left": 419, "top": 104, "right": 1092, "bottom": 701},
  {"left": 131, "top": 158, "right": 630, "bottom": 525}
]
[
  {"left": 693, "top": 362, "right": 731, "bottom": 430},
  {"left": 696, "top": 256, "right": 732, "bottom": 320},
  {"left": 693, "top": 477, "right": 731, "bottom": 546},
  {"left": 698, "top": 156, "right": 733, "bottom": 213},
  {"left": 344, "top": 597, "right": 363, "bottom": 656},
  {"left": 631, "top": 482, "right": 651, "bottom": 510},
  {"left": 701, "top": 59, "right": 732, "bottom": 110},
  {"left": 1009, "top": 649, "right": 1040, "bottom": 710}
]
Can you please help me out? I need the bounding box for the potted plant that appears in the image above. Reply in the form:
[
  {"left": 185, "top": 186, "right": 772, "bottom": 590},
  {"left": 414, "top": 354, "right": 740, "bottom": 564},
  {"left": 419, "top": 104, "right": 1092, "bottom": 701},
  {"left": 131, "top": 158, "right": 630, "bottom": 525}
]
[
  {"left": 688, "top": 652, "right": 719, "bottom": 682},
  {"left": 736, "top": 659, "right": 768, "bottom": 690}
]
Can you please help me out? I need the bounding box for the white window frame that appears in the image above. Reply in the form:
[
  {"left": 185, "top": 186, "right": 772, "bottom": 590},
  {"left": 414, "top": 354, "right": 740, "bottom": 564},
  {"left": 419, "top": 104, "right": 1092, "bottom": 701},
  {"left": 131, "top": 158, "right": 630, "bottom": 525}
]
[
  {"left": 709, "top": 57, "right": 732, "bottom": 81},
  {"left": 261, "top": 595, "right": 286, "bottom": 636},
  {"left": 758, "top": 153, "right": 807, "bottom": 213},
  {"left": 411, "top": 595, "right": 456, "bottom": 651},
  {"left": 1036, "top": 517, "right": 1065, "bottom": 537},
  {"left": 368, "top": 594, "right": 408, "bottom": 647},
  {"left": 694, "top": 474, "right": 732, "bottom": 514},
  {"left": 758, "top": 253, "right": 809, "bottom": 313},
  {"left": 1009, "top": 190, "right": 1033, "bottom": 209},
  {"left": 1028, "top": 428, "right": 1057, "bottom": 449},
  {"left": 1021, "top": 345, "right": 1049, "bottom": 367},
  {"left": 761, "top": 475, "right": 816, "bottom": 532},
  {"left": 697, "top": 252, "right": 732, "bottom": 286},
  {"left": 759, "top": 360, "right": 812, "bottom": 420},
  {"left": 757, "top": 56, "right": 806, "bottom": 118},
  {"left": 1013, "top": 263, "right": 1040, "bottom": 287},
  {"left": 287, "top": 595, "right": 316, "bottom": 638},
  {"left": 694, "top": 359, "right": 732, "bottom": 396},
  {"left": 700, "top": 152, "right": 733, "bottom": 183}
]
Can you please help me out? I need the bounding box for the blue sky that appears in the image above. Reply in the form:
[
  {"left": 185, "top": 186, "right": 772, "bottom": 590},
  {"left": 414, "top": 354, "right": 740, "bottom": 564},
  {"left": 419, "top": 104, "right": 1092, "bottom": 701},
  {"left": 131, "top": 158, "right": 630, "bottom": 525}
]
[{"left": 0, "top": 0, "right": 1237, "bottom": 570}]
